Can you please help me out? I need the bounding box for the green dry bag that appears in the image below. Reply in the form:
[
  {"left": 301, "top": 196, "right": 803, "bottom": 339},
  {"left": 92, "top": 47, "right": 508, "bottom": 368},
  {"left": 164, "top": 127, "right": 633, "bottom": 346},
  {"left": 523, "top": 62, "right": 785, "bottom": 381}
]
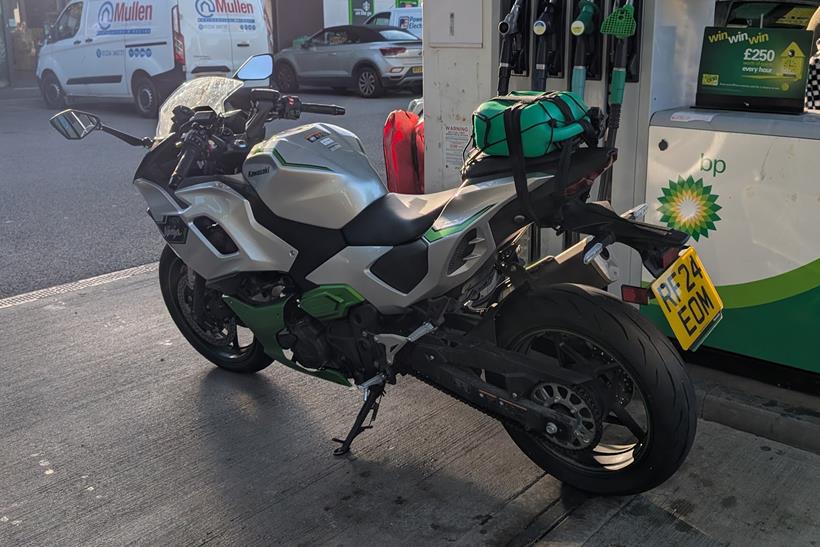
[{"left": 472, "top": 91, "right": 593, "bottom": 157}]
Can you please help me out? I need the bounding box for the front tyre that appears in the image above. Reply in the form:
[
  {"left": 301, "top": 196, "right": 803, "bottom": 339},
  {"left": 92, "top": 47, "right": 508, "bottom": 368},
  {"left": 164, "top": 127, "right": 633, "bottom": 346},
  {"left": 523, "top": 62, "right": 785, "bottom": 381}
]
[
  {"left": 159, "top": 246, "right": 272, "bottom": 374},
  {"left": 496, "top": 284, "right": 697, "bottom": 495}
]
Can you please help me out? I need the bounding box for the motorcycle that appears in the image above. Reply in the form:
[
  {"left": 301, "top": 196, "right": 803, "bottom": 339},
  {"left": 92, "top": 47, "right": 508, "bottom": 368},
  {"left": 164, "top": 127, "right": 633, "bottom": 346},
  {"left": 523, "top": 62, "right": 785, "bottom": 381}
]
[{"left": 49, "top": 54, "right": 718, "bottom": 495}]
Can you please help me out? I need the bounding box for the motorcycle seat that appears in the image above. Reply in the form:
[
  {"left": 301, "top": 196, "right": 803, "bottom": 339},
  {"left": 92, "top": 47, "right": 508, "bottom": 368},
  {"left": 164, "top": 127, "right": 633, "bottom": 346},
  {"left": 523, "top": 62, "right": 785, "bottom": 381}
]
[
  {"left": 461, "top": 147, "right": 612, "bottom": 182},
  {"left": 343, "top": 189, "right": 457, "bottom": 246}
]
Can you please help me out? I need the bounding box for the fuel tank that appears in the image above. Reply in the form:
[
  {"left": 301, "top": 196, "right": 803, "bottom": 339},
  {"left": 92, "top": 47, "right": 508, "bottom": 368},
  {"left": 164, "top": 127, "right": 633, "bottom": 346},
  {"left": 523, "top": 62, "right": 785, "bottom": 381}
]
[{"left": 242, "top": 123, "right": 386, "bottom": 229}]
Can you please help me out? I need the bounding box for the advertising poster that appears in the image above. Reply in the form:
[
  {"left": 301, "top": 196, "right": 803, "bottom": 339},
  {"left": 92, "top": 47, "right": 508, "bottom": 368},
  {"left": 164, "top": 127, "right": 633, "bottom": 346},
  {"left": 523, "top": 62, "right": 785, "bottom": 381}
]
[{"left": 696, "top": 26, "right": 813, "bottom": 113}]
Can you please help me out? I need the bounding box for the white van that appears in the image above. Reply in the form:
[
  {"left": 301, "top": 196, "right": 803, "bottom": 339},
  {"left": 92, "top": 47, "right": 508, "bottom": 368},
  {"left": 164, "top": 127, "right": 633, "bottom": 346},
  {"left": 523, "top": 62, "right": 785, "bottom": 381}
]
[
  {"left": 365, "top": 7, "right": 423, "bottom": 38},
  {"left": 36, "top": 0, "right": 271, "bottom": 117}
]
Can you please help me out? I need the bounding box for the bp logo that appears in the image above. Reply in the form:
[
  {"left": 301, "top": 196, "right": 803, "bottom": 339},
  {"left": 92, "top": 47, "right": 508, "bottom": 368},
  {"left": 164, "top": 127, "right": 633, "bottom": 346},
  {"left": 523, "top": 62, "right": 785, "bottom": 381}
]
[
  {"left": 98, "top": 1, "right": 114, "bottom": 30},
  {"left": 196, "top": 0, "right": 216, "bottom": 18},
  {"left": 658, "top": 176, "right": 722, "bottom": 241}
]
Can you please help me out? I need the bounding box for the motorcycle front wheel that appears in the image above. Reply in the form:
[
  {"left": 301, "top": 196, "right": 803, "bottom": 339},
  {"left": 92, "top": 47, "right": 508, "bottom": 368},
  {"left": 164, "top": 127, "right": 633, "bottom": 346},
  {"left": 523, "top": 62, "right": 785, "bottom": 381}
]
[
  {"left": 496, "top": 284, "right": 697, "bottom": 495},
  {"left": 159, "top": 246, "right": 273, "bottom": 374}
]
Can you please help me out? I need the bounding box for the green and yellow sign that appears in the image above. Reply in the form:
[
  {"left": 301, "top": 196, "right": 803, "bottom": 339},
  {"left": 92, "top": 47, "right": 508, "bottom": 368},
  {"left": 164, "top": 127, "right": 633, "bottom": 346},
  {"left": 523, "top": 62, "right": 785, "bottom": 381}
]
[{"left": 696, "top": 26, "right": 813, "bottom": 113}]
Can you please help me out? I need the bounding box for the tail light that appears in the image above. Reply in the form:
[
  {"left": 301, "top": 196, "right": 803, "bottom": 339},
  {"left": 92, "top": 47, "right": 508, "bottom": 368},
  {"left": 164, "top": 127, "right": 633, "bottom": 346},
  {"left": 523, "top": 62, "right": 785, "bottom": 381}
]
[
  {"left": 380, "top": 47, "right": 407, "bottom": 56},
  {"left": 621, "top": 285, "right": 651, "bottom": 305},
  {"left": 172, "top": 5, "right": 185, "bottom": 68}
]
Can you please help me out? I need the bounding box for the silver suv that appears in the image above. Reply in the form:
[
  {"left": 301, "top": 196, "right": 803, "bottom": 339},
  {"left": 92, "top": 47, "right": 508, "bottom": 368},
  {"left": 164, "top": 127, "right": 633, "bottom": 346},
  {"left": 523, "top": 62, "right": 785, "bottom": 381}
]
[{"left": 275, "top": 25, "right": 422, "bottom": 98}]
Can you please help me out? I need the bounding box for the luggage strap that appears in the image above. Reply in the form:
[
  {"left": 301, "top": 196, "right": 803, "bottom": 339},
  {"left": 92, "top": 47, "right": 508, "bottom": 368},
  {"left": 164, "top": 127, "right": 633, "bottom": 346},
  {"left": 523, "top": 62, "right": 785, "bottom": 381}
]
[{"left": 504, "top": 103, "right": 576, "bottom": 226}]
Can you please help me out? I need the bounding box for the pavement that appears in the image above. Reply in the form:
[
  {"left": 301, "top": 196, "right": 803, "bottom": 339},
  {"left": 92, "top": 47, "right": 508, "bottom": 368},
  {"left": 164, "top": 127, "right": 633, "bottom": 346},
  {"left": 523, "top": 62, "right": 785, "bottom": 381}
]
[
  {"left": 1, "top": 267, "right": 820, "bottom": 546},
  {"left": 0, "top": 90, "right": 412, "bottom": 298}
]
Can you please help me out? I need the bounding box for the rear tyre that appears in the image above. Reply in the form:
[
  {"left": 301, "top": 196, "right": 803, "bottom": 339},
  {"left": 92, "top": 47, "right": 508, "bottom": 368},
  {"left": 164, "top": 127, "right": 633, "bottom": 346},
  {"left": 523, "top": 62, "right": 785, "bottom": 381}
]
[
  {"left": 276, "top": 62, "right": 299, "bottom": 92},
  {"left": 133, "top": 75, "right": 159, "bottom": 118},
  {"left": 496, "top": 284, "right": 697, "bottom": 495},
  {"left": 355, "top": 66, "right": 383, "bottom": 98},
  {"left": 159, "top": 246, "right": 273, "bottom": 374},
  {"left": 41, "top": 72, "right": 66, "bottom": 109}
]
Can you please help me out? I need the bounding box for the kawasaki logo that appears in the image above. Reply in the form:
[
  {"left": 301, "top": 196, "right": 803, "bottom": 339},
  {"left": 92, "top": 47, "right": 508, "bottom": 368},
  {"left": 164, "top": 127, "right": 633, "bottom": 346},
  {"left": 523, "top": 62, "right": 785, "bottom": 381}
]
[
  {"left": 196, "top": 0, "right": 255, "bottom": 18},
  {"left": 247, "top": 167, "right": 270, "bottom": 177},
  {"left": 98, "top": 1, "right": 153, "bottom": 31}
]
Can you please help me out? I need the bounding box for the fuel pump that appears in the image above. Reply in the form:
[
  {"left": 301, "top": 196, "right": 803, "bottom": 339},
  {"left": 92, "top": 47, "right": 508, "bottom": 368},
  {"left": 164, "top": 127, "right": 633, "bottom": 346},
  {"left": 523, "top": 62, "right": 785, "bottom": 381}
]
[
  {"left": 570, "top": 0, "right": 599, "bottom": 97},
  {"left": 498, "top": 0, "right": 527, "bottom": 95},
  {"left": 598, "top": 0, "right": 638, "bottom": 201},
  {"left": 532, "top": 0, "right": 563, "bottom": 91}
]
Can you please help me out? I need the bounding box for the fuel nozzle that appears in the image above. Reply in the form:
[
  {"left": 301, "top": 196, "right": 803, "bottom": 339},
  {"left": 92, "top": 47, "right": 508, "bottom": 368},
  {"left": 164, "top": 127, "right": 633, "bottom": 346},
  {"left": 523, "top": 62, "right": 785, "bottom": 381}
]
[
  {"left": 533, "top": 0, "right": 560, "bottom": 36},
  {"left": 499, "top": 0, "right": 525, "bottom": 36},
  {"left": 571, "top": 0, "right": 598, "bottom": 36}
]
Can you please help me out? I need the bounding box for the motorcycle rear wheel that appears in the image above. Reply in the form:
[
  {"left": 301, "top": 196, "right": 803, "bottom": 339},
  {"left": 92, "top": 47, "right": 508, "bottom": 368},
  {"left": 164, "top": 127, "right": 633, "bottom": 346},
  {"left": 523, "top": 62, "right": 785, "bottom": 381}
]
[
  {"left": 159, "top": 246, "right": 272, "bottom": 374},
  {"left": 496, "top": 284, "right": 697, "bottom": 495}
]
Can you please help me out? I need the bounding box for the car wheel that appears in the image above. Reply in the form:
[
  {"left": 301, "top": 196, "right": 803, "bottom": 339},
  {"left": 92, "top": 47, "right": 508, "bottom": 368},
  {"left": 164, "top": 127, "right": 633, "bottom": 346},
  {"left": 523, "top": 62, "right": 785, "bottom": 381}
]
[
  {"left": 41, "top": 72, "right": 66, "bottom": 109},
  {"left": 356, "top": 66, "right": 383, "bottom": 98},
  {"left": 276, "top": 62, "right": 299, "bottom": 92},
  {"left": 133, "top": 76, "right": 159, "bottom": 118}
]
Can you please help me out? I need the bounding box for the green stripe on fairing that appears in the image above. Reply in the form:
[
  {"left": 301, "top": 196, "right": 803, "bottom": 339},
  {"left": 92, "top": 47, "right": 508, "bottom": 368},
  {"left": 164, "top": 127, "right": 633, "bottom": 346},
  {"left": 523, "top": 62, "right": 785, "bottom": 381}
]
[
  {"left": 424, "top": 206, "right": 493, "bottom": 243},
  {"left": 642, "top": 284, "right": 820, "bottom": 373},
  {"left": 272, "top": 148, "right": 333, "bottom": 172}
]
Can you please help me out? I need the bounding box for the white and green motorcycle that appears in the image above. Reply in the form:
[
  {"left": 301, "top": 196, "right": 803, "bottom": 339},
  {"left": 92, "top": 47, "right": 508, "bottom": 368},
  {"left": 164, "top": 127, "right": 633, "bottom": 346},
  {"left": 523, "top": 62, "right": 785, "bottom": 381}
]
[{"left": 50, "top": 54, "right": 715, "bottom": 495}]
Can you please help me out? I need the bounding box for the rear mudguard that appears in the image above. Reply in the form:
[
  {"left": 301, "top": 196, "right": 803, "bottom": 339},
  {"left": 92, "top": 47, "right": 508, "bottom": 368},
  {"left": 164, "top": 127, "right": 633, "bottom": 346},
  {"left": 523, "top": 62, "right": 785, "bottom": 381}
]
[{"left": 559, "top": 199, "right": 690, "bottom": 277}]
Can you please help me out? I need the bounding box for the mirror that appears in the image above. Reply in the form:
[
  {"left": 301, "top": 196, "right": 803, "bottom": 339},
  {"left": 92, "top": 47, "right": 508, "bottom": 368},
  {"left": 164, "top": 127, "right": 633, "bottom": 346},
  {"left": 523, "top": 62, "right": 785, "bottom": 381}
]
[
  {"left": 301, "top": 40, "right": 311, "bottom": 49},
  {"left": 234, "top": 54, "right": 274, "bottom": 81},
  {"left": 49, "top": 110, "right": 101, "bottom": 140}
]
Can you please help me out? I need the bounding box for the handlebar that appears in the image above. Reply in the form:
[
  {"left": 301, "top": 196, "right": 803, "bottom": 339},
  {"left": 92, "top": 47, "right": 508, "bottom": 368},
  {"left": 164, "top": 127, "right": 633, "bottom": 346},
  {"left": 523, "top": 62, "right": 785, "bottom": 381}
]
[
  {"left": 301, "top": 103, "right": 346, "bottom": 116},
  {"left": 169, "top": 148, "right": 198, "bottom": 189}
]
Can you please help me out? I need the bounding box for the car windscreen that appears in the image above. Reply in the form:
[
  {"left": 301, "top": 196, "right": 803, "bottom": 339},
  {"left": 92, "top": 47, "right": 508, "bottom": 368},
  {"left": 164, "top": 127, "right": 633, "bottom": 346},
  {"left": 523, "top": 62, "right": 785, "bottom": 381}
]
[{"left": 379, "top": 29, "right": 421, "bottom": 41}]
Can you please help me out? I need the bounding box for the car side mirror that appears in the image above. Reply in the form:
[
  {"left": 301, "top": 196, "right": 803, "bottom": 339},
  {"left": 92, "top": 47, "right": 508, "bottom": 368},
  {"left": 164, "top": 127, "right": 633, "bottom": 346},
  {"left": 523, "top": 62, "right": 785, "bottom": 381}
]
[
  {"left": 234, "top": 53, "right": 274, "bottom": 81},
  {"left": 49, "top": 109, "right": 101, "bottom": 140},
  {"left": 301, "top": 41, "right": 311, "bottom": 49},
  {"left": 44, "top": 24, "right": 53, "bottom": 43}
]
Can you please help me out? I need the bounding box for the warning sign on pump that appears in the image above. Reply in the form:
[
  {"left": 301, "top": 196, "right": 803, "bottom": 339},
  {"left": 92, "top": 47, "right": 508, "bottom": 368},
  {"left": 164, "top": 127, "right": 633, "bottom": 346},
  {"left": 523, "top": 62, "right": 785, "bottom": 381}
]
[{"left": 444, "top": 124, "right": 471, "bottom": 171}]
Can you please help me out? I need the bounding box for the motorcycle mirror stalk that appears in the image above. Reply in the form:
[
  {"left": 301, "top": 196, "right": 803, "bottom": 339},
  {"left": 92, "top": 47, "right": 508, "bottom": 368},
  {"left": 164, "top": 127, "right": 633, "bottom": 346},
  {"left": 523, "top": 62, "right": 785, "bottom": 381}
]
[{"left": 49, "top": 109, "right": 153, "bottom": 148}]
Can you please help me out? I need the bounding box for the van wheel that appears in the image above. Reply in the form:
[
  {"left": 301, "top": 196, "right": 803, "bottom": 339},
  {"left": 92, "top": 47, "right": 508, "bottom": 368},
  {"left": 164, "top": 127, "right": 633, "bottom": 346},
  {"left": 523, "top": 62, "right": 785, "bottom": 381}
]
[
  {"left": 41, "top": 72, "right": 66, "bottom": 109},
  {"left": 276, "top": 62, "right": 299, "bottom": 92},
  {"left": 133, "top": 76, "right": 159, "bottom": 118},
  {"left": 356, "top": 66, "right": 383, "bottom": 98}
]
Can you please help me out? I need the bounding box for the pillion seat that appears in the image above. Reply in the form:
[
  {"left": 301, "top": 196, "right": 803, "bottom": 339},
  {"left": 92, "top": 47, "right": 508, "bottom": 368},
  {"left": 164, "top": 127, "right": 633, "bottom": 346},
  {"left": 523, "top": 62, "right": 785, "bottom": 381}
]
[{"left": 461, "top": 147, "right": 613, "bottom": 182}]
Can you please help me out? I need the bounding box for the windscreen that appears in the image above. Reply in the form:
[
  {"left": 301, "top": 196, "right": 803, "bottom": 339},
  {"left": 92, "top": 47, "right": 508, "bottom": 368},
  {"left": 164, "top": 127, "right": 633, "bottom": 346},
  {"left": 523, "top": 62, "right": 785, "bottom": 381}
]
[{"left": 156, "top": 77, "right": 244, "bottom": 139}]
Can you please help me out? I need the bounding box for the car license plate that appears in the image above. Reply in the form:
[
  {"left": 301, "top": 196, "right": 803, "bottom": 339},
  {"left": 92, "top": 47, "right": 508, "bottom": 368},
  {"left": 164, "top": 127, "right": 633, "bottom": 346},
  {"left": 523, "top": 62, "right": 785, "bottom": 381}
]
[
  {"left": 650, "top": 247, "right": 724, "bottom": 351},
  {"left": 411, "top": 66, "right": 423, "bottom": 74}
]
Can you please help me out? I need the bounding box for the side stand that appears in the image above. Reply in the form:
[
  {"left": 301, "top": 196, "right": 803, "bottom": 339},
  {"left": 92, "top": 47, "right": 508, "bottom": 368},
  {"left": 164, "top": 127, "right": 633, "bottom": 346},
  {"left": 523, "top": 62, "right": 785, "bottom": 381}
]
[{"left": 332, "top": 384, "right": 385, "bottom": 456}]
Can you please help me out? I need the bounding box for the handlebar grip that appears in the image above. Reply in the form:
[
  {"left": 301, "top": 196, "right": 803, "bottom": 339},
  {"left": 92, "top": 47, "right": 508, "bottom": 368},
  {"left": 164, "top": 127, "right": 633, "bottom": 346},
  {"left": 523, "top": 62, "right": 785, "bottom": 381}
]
[
  {"left": 301, "top": 103, "right": 346, "bottom": 116},
  {"left": 170, "top": 148, "right": 198, "bottom": 189}
]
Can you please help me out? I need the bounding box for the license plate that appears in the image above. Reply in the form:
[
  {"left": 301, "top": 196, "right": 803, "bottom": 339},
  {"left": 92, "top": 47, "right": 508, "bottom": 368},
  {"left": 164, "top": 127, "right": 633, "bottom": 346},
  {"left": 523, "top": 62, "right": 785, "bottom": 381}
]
[
  {"left": 650, "top": 247, "right": 724, "bottom": 351},
  {"left": 411, "top": 66, "right": 423, "bottom": 74}
]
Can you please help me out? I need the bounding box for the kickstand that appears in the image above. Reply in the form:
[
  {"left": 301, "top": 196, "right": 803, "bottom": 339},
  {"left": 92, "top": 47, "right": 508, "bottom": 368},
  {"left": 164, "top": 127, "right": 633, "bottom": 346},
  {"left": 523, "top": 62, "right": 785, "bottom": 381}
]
[{"left": 332, "top": 384, "right": 384, "bottom": 456}]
